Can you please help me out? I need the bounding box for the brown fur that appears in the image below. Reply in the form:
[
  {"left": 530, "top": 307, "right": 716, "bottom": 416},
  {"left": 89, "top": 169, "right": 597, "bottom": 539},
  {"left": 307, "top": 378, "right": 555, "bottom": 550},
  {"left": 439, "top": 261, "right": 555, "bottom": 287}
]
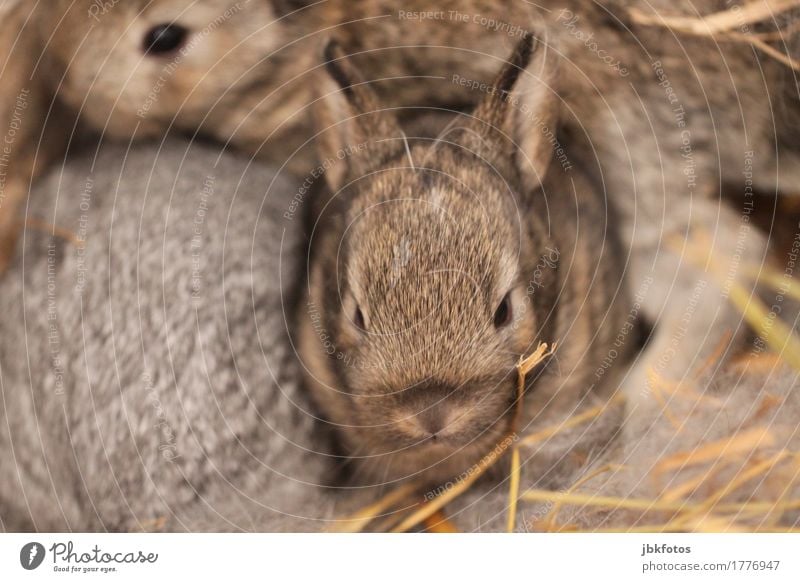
[
  {"left": 297, "top": 35, "right": 631, "bottom": 487},
  {"left": 3, "top": 1, "right": 796, "bottom": 230}
]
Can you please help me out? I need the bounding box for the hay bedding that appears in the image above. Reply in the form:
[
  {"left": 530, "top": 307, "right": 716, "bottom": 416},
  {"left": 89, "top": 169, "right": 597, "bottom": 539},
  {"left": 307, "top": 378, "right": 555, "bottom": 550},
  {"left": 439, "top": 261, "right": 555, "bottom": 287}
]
[{"left": 335, "top": 347, "right": 800, "bottom": 533}]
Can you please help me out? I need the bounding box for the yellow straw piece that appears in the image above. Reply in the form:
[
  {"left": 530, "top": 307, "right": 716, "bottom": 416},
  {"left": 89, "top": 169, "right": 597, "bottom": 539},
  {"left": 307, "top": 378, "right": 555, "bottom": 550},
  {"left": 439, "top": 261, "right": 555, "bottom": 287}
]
[
  {"left": 328, "top": 483, "right": 418, "bottom": 533},
  {"left": 675, "top": 233, "right": 800, "bottom": 370},
  {"left": 654, "top": 427, "right": 775, "bottom": 474},
  {"left": 521, "top": 490, "right": 800, "bottom": 516},
  {"left": 630, "top": 0, "right": 800, "bottom": 36},
  {"left": 423, "top": 510, "right": 460, "bottom": 533},
  {"left": 506, "top": 447, "right": 522, "bottom": 532}
]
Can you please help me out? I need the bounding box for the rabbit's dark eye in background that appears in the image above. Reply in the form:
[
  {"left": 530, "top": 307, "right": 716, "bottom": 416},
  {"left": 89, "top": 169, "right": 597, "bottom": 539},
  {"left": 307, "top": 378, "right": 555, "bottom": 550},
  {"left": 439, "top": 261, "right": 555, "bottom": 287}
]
[
  {"left": 493, "top": 292, "right": 513, "bottom": 329},
  {"left": 143, "top": 24, "right": 190, "bottom": 55},
  {"left": 353, "top": 305, "right": 367, "bottom": 332}
]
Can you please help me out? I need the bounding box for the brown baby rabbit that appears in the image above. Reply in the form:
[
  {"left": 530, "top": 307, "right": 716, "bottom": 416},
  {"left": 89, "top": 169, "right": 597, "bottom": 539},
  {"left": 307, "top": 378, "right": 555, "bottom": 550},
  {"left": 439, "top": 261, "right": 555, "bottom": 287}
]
[
  {"left": 0, "top": 0, "right": 313, "bottom": 268},
  {"left": 298, "top": 34, "right": 631, "bottom": 487}
]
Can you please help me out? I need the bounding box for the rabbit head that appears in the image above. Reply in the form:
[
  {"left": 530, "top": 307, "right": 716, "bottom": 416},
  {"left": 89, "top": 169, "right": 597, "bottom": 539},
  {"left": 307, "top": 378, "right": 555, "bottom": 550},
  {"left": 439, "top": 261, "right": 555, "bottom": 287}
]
[
  {"left": 300, "top": 34, "right": 566, "bottom": 485},
  {"left": 28, "top": 0, "right": 305, "bottom": 137}
]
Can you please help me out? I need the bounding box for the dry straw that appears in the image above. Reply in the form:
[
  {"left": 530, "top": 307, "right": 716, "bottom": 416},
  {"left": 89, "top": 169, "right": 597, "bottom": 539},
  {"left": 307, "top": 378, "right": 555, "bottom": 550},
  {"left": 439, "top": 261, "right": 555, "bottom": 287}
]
[{"left": 629, "top": 0, "right": 800, "bottom": 71}]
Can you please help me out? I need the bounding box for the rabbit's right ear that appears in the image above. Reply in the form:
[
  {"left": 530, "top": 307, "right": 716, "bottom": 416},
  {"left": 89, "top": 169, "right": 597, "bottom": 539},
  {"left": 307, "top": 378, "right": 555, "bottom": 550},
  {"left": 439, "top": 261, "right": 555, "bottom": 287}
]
[
  {"left": 314, "top": 40, "right": 406, "bottom": 193},
  {"left": 455, "top": 32, "right": 561, "bottom": 194},
  {"left": 0, "top": 2, "right": 59, "bottom": 270}
]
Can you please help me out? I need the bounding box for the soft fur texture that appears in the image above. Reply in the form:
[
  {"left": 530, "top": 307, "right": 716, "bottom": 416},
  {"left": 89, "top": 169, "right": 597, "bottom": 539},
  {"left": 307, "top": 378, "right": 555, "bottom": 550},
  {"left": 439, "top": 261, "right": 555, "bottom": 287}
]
[
  {"left": 0, "top": 139, "right": 793, "bottom": 534},
  {"left": 1, "top": 0, "right": 797, "bottom": 533},
  {"left": 0, "top": 2, "right": 791, "bottom": 391},
  {"left": 298, "top": 37, "right": 632, "bottom": 487},
  {"left": 0, "top": 138, "right": 341, "bottom": 532}
]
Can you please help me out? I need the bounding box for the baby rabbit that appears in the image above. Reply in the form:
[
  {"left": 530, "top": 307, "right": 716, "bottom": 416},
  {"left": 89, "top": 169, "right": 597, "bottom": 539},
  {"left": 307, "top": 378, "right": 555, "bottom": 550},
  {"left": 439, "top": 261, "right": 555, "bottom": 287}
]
[
  {"left": 297, "top": 34, "right": 632, "bottom": 488},
  {"left": 0, "top": 137, "right": 336, "bottom": 532},
  {"left": 0, "top": 0, "right": 313, "bottom": 268}
]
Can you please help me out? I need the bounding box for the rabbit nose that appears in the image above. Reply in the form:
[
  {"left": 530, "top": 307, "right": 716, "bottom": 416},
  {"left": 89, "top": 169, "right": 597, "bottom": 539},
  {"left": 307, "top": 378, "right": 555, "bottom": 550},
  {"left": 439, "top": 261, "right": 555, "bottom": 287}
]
[
  {"left": 415, "top": 408, "right": 448, "bottom": 439},
  {"left": 401, "top": 380, "right": 460, "bottom": 440}
]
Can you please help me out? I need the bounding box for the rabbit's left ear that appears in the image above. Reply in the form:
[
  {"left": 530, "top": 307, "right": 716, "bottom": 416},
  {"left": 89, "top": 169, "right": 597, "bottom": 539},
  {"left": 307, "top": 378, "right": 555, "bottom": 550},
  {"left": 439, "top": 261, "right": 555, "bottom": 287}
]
[
  {"left": 313, "top": 40, "right": 406, "bottom": 193},
  {"left": 456, "top": 32, "right": 561, "bottom": 193}
]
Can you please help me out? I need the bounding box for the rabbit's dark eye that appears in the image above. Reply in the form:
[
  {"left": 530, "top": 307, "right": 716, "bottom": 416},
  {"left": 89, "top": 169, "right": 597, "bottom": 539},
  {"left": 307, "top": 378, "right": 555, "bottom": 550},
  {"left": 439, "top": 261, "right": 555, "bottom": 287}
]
[
  {"left": 493, "top": 292, "right": 513, "bottom": 329},
  {"left": 143, "top": 24, "right": 189, "bottom": 55},
  {"left": 353, "top": 305, "right": 367, "bottom": 332}
]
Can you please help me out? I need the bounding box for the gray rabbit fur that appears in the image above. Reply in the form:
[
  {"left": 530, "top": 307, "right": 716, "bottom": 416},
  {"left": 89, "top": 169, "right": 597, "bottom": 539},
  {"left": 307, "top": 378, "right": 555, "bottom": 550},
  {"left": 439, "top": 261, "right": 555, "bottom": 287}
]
[{"left": 0, "top": 138, "right": 343, "bottom": 532}]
